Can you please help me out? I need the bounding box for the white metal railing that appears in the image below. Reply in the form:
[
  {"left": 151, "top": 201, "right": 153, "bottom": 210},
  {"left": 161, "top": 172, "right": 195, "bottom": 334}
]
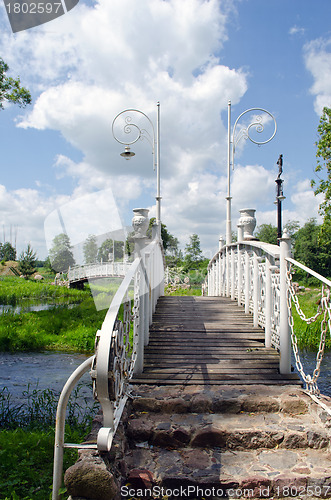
[
  {"left": 68, "top": 261, "right": 130, "bottom": 282},
  {"left": 207, "top": 236, "right": 284, "bottom": 353},
  {"left": 52, "top": 224, "right": 165, "bottom": 500},
  {"left": 205, "top": 230, "right": 331, "bottom": 389}
]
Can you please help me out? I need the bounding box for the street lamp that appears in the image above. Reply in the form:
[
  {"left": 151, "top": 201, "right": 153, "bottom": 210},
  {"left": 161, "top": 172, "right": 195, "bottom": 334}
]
[
  {"left": 112, "top": 102, "right": 161, "bottom": 235},
  {"left": 275, "top": 154, "right": 285, "bottom": 243},
  {"left": 226, "top": 100, "right": 277, "bottom": 245}
]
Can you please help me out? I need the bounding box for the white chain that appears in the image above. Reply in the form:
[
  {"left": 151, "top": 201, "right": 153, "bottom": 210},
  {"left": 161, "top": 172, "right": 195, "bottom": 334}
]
[{"left": 287, "top": 263, "right": 331, "bottom": 396}]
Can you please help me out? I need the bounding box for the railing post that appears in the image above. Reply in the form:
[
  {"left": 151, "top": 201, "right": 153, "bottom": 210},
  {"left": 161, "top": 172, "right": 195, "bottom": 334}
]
[
  {"left": 133, "top": 239, "right": 146, "bottom": 376},
  {"left": 226, "top": 247, "right": 230, "bottom": 297},
  {"left": 132, "top": 208, "right": 150, "bottom": 376},
  {"left": 237, "top": 223, "right": 244, "bottom": 307},
  {"left": 231, "top": 246, "right": 235, "bottom": 300},
  {"left": 253, "top": 249, "right": 259, "bottom": 327},
  {"left": 245, "top": 248, "right": 250, "bottom": 314},
  {"left": 279, "top": 230, "right": 291, "bottom": 374},
  {"left": 265, "top": 255, "right": 272, "bottom": 347}
]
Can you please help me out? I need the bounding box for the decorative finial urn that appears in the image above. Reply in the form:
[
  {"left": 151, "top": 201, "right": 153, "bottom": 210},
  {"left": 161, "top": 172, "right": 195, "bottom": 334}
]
[
  {"left": 132, "top": 208, "right": 149, "bottom": 238},
  {"left": 238, "top": 209, "right": 257, "bottom": 240}
]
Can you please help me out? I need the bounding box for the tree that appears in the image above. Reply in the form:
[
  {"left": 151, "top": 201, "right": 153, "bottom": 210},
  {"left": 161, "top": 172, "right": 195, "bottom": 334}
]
[
  {"left": 49, "top": 233, "right": 75, "bottom": 272},
  {"left": 83, "top": 234, "right": 98, "bottom": 264},
  {"left": 0, "top": 241, "right": 16, "bottom": 261},
  {"left": 18, "top": 243, "right": 37, "bottom": 278},
  {"left": 255, "top": 221, "right": 300, "bottom": 245},
  {"left": 255, "top": 224, "right": 278, "bottom": 245},
  {"left": 97, "top": 239, "right": 124, "bottom": 262},
  {"left": 147, "top": 218, "right": 176, "bottom": 253},
  {"left": 312, "top": 106, "right": 331, "bottom": 248},
  {"left": 0, "top": 58, "right": 31, "bottom": 109},
  {"left": 184, "top": 234, "right": 203, "bottom": 264},
  {"left": 293, "top": 219, "right": 330, "bottom": 277}
]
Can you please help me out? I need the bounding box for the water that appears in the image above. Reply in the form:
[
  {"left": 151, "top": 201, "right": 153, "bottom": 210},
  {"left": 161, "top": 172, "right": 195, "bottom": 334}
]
[
  {"left": 0, "top": 351, "right": 93, "bottom": 404},
  {"left": 0, "top": 349, "right": 330, "bottom": 404},
  {"left": 0, "top": 302, "right": 77, "bottom": 315},
  {"left": 292, "top": 348, "right": 331, "bottom": 397}
]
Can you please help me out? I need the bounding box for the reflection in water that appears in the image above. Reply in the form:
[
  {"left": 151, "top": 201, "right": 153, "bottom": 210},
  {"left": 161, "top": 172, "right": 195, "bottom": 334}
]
[{"left": 0, "top": 303, "right": 78, "bottom": 315}]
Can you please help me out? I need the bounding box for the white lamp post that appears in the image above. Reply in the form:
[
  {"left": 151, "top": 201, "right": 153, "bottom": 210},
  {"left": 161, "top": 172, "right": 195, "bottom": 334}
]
[
  {"left": 226, "top": 100, "right": 277, "bottom": 245},
  {"left": 112, "top": 102, "right": 161, "bottom": 237}
]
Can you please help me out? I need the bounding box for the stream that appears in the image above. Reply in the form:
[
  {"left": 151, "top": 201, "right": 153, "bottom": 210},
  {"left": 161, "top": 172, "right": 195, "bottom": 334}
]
[
  {"left": 0, "top": 349, "right": 330, "bottom": 405},
  {"left": 0, "top": 351, "right": 93, "bottom": 405}
]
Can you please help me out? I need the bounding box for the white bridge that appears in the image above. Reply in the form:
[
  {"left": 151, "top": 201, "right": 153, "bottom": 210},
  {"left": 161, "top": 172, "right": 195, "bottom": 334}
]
[
  {"left": 52, "top": 209, "right": 331, "bottom": 500},
  {"left": 67, "top": 261, "right": 131, "bottom": 285}
]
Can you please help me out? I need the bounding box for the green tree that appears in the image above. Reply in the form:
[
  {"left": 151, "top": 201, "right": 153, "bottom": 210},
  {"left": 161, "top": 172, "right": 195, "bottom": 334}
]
[
  {"left": 97, "top": 239, "right": 124, "bottom": 262},
  {"left": 255, "top": 223, "right": 278, "bottom": 245},
  {"left": 0, "top": 58, "right": 31, "bottom": 109},
  {"left": 49, "top": 233, "right": 75, "bottom": 272},
  {"left": 83, "top": 234, "right": 98, "bottom": 264},
  {"left": 255, "top": 221, "right": 300, "bottom": 245},
  {"left": 293, "top": 219, "right": 330, "bottom": 277},
  {"left": 147, "top": 218, "right": 177, "bottom": 253},
  {"left": 312, "top": 106, "right": 331, "bottom": 249},
  {"left": 18, "top": 243, "right": 37, "bottom": 278},
  {"left": 0, "top": 242, "right": 16, "bottom": 261},
  {"left": 184, "top": 234, "right": 203, "bottom": 265}
]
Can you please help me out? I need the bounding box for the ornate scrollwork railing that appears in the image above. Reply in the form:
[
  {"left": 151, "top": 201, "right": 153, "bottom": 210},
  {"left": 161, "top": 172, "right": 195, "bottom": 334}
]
[
  {"left": 68, "top": 261, "right": 130, "bottom": 283},
  {"left": 90, "top": 235, "right": 165, "bottom": 451},
  {"left": 205, "top": 229, "right": 331, "bottom": 396},
  {"left": 52, "top": 219, "right": 165, "bottom": 500},
  {"left": 207, "top": 239, "right": 281, "bottom": 349}
]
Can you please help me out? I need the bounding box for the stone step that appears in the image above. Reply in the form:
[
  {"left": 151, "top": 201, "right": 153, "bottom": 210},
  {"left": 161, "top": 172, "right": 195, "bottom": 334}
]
[
  {"left": 126, "top": 410, "right": 329, "bottom": 452},
  {"left": 130, "top": 384, "right": 311, "bottom": 415},
  {"left": 124, "top": 447, "right": 331, "bottom": 498}
]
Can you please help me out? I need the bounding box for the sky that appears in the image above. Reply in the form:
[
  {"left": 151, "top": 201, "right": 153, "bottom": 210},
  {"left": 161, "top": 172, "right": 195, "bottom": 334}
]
[{"left": 0, "top": 0, "right": 331, "bottom": 261}]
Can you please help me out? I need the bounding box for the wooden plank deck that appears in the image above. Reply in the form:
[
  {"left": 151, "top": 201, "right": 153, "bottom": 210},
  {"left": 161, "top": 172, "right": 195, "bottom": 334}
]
[{"left": 131, "top": 295, "right": 302, "bottom": 386}]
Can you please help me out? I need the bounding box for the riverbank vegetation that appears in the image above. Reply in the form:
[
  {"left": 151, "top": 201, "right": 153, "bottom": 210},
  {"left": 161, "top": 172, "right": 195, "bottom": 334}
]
[
  {"left": 0, "top": 276, "right": 86, "bottom": 305},
  {"left": 0, "top": 384, "right": 99, "bottom": 500},
  {"left": 0, "top": 277, "right": 105, "bottom": 352}
]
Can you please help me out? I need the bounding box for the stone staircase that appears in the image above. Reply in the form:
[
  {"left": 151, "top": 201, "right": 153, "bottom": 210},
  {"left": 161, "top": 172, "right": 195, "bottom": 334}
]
[
  {"left": 65, "top": 384, "right": 331, "bottom": 500},
  {"left": 64, "top": 296, "right": 331, "bottom": 500},
  {"left": 122, "top": 384, "right": 331, "bottom": 499}
]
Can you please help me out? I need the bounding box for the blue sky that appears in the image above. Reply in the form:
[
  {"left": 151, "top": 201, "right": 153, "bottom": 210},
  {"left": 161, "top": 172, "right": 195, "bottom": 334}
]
[{"left": 0, "top": 0, "right": 330, "bottom": 260}]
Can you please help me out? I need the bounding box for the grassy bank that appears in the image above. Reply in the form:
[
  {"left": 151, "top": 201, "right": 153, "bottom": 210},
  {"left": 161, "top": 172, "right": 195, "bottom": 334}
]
[
  {"left": 291, "top": 287, "right": 330, "bottom": 350},
  {"left": 0, "top": 385, "right": 99, "bottom": 500},
  {"left": 0, "top": 276, "right": 85, "bottom": 305},
  {"left": 0, "top": 297, "right": 105, "bottom": 352},
  {"left": 0, "top": 276, "right": 107, "bottom": 352}
]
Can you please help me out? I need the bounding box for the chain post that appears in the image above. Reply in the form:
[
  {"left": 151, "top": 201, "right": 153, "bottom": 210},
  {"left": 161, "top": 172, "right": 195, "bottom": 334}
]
[{"left": 279, "top": 230, "right": 291, "bottom": 374}]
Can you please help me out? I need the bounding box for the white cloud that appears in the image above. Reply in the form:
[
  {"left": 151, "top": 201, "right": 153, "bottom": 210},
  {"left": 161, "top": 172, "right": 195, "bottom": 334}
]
[
  {"left": 289, "top": 25, "right": 305, "bottom": 36},
  {"left": 304, "top": 37, "right": 331, "bottom": 115},
  {"left": 2, "top": 0, "right": 321, "bottom": 260},
  {"left": 0, "top": 0, "right": 250, "bottom": 258}
]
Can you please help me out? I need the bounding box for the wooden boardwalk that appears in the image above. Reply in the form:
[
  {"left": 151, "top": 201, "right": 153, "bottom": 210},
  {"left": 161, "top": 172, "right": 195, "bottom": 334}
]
[{"left": 132, "top": 295, "right": 302, "bottom": 386}]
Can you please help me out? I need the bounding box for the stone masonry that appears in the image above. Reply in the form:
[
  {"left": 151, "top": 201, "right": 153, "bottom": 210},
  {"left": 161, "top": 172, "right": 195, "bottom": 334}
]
[{"left": 65, "top": 384, "right": 331, "bottom": 500}]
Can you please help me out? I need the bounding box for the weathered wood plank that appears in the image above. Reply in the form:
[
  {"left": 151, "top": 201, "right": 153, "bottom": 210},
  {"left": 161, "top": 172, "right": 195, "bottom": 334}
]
[{"left": 131, "top": 296, "right": 301, "bottom": 387}]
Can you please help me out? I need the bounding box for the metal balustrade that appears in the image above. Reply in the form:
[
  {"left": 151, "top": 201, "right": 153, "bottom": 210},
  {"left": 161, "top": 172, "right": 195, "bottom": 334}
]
[
  {"left": 205, "top": 231, "right": 331, "bottom": 391},
  {"left": 68, "top": 261, "right": 130, "bottom": 283},
  {"left": 52, "top": 219, "right": 165, "bottom": 500}
]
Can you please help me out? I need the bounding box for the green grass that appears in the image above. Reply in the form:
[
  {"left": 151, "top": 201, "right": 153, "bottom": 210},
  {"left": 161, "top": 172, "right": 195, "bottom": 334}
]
[
  {"left": 0, "top": 276, "right": 86, "bottom": 305},
  {"left": 0, "top": 298, "right": 105, "bottom": 352},
  {"left": 291, "top": 287, "right": 330, "bottom": 350},
  {"left": 0, "top": 384, "right": 99, "bottom": 500},
  {"left": 165, "top": 285, "right": 202, "bottom": 296}
]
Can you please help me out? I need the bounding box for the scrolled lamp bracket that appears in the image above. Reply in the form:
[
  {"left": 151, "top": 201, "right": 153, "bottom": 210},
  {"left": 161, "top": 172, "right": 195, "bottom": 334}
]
[
  {"left": 232, "top": 108, "right": 277, "bottom": 169},
  {"left": 112, "top": 109, "right": 156, "bottom": 169}
]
